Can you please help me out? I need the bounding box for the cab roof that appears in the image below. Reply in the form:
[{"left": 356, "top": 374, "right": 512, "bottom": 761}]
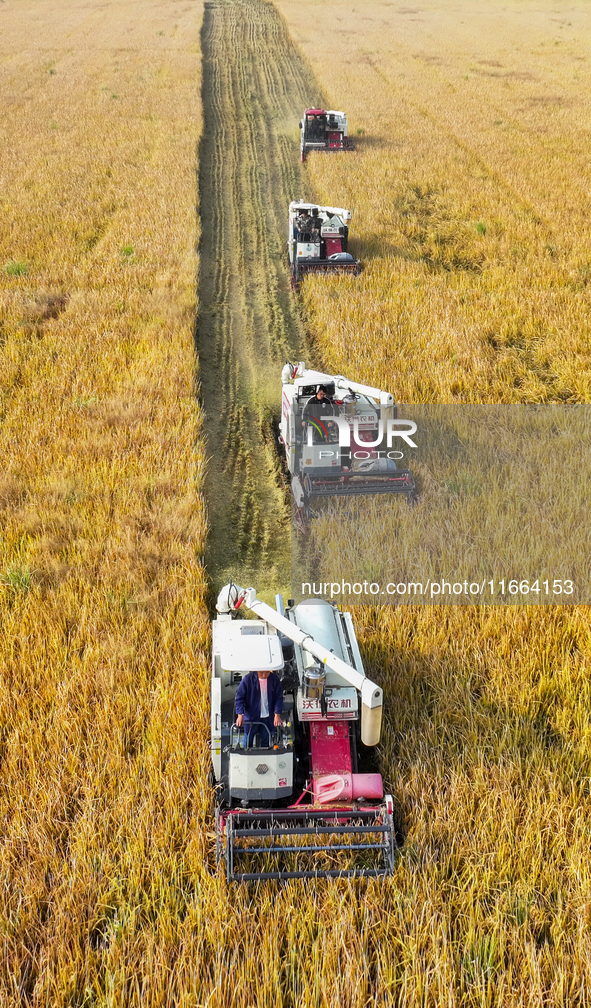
[
  {"left": 219, "top": 632, "right": 284, "bottom": 672},
  {"left": 304, "top": 109, "right": 345, "bottom": 117},
  {"left": 289, "top": 200, "right": 351, "bottom": 220}
]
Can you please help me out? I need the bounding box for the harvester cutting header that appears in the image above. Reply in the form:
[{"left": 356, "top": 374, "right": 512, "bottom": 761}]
[
  {"left": 288, "top": 201, "right": 361, "bottom": 287},
  {"left": 299, "top": 108, "right": 355, "bottom": 162},
  {"left": 211, "top": 582, "right": 396, "bottom": 881}
]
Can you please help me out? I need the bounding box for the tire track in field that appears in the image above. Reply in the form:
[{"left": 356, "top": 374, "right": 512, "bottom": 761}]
[{"left": 197, "top": 0, "right": 319, "bottom": 595}]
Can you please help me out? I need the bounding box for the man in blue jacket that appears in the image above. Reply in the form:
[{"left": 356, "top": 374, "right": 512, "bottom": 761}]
[{"left": 235, "top": 669, "right": 283, "bottom": 748}]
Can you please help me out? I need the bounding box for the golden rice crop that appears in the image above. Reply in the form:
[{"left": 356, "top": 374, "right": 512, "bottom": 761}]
[
  {"left": 3, "top": 0, "right": 591, "bottom": 1004},
  {"left": 0, "top": 0, "right": 212, "bottom": 1002},
  {"left": 274, "top": 0, "right": 591, "bottom": 1003},
  {"left": 277, "top": 0, "right": 591, "bottom": 404}
]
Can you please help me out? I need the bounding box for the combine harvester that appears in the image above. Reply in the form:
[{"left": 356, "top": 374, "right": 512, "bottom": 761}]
[
  {"left": 279, "top": 362, "right": 416, "bottom": 531},
  {"left": 211, "top": 582, "right": 397, "bottom": 881},
  {"left": 299, "top": 108, "right": 355, "bottom": 163},
  {"left": 288, "top": 201, "right": 361, "bottom": 288}
]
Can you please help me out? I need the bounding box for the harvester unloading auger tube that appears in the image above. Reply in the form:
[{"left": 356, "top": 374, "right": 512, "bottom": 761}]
[
  {"left": 279, "top": 362, "right": 416, "bottom": 531},
  {"left": 211, "top": 583, "right": 397, "bottom": 881}
]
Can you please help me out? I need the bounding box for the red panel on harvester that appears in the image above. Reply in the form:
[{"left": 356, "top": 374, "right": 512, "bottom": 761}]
[
  {"left": 325, "top": 238, "right": 343, "bottom": 257},
  {"left": 310, "top": 720, "right": 352, "bottom": 776}
]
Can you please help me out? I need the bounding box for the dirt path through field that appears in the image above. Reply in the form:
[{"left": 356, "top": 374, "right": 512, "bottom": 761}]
[{"left": 197, "top": 0, "right": 318, "bottom": 598}]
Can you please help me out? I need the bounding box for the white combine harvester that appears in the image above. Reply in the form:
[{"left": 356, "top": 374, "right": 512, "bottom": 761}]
[
  {"left": 211, "top": 582, "right": 396, "bottom": 881},
  {"left": 299, "top": 108, "right": 355, "bottom": 163},
  {"left": 279, "top": 362, "right": 416, "bottom": 530},
  {"left": 288, "top": 200, "right": 361, "bottom": 288}
]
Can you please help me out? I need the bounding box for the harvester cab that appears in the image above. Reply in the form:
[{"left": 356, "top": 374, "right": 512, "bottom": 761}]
[
  {"left": 299, "top": 108, "right": 355, "bottom": 162},
  {"left": 288, "top": 201, "right": 361, "bottom": 288},
  {"left": 211, "top": 582, "right": 397, "bottom": 881},
  {"left": 279, "top": 362, "right": 416, "bottom": 529}
]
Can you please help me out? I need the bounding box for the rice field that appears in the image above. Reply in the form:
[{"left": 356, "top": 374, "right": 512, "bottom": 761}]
[
  {"left": 1, "top": 0, "right": 591, "bottom": 1004},
  {"left": 274, "top": 1, "right": 591, "bottom": 1003},
  {"left": 277, "top": 0, "right": 591, "bottom": 404},
  {"left": 0, "top": 0, "right": 212, "bottom": 1001}
]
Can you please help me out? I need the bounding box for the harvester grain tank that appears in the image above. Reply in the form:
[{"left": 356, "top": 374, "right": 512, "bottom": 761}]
[
  {"left": 288, "top": 201, "right": 361, "bottom": 288},
  {"left": 211, "top": 582, "right": 396, "bottom": 881},
  {"left": 299, "top": 108, "right": 355, "bottom": 162},
  {"left": 279, "top": 362, "right": 415, "bottom": 529}
]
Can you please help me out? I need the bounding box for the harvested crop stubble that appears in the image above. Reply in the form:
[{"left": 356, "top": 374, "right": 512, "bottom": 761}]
[{"left": 197, "top": 0, "right": 310, "bottom": 595}]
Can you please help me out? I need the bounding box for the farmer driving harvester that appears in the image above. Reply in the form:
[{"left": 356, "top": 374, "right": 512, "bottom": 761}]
[
  {"left": 295, "top": 209, "right": 320, "bottom": 241},
  {"left": 309, "top": 207, "right": 322, "bottom": 239},
  {"left": 295, "top": 207, "right": 325, "bottom": 239},
  {"left": 302, "top": 385, "right": 339, "bottom": 442},
  {"left": 235, "top": 668, "right": 283, "bottom": 748},
  {"left": 308, "top": 113, "right": 325, "bottom": 141},
  {"left": 295, "top": 208, "right": 313, "bottom": 235}
]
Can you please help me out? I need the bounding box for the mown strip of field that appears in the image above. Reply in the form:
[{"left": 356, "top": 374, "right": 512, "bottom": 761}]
[{"left": 197, "top": 0, "right": 314, "bottom": 598}]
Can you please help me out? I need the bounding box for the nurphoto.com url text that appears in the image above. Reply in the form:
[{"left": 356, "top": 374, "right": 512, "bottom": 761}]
[{"left": 301, "top": 578, "right": 575, "bottom": 600}]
